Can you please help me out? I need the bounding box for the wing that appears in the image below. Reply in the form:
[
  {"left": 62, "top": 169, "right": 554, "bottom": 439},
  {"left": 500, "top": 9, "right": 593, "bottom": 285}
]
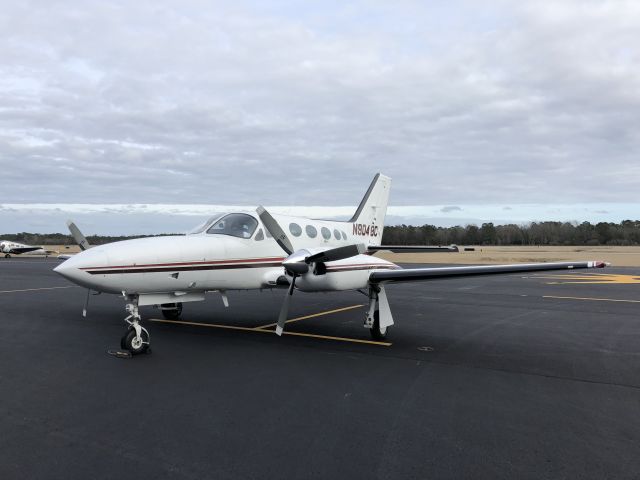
[
  {"left": 368, "top": 245, "right": 459, "bottom": 253},
  {"left": 369, "top": 261, "right": 607, "bottom": 284},
  {"left": 10, "top": 246, "right": 42, "bottom": 254}
]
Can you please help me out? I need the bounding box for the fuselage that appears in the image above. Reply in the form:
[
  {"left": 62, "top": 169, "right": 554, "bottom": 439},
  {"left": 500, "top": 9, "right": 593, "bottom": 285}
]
[{"left": 54, "top": 211, "right": 398, "bottom": 296}]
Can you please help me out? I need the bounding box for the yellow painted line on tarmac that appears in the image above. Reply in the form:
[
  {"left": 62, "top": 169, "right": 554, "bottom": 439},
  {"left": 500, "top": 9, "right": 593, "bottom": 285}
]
[
  {"left": 0, "top": 286, "right": 77, "bottom": 294},
  {"left": 149, "top": 318, "right": 262, "bottom": 332},
  {"left": 254, "top": 304, "right": 364, "bottom": 330},
  {"left": 278, "top": 330, "right": 391, "bottom": 346},
  {"left": 543, "top": 295, "right": 640, "bottom": 304},
  {"left": 531, "top": 273, "right": 640, "bottom": 285},
  {"left": 148, "top": 308, "right": 392, "bottom": 347}
]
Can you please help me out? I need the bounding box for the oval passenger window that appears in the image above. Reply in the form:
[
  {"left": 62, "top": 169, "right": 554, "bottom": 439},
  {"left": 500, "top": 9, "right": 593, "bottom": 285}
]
[
  {"left": 306, "top": 225, "right": 318, "bottom": 238},
  {"left": 289, "top": 223, "right": 302, "bottom": 237}
]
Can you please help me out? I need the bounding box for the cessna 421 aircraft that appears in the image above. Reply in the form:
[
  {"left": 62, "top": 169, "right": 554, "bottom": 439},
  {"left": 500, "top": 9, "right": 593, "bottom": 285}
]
[
  {"left": 54, "top": 174, "right": 608, "bottom": 355},
  {"left": 0, "top": 240, "right": 47, "bottom": 258}
]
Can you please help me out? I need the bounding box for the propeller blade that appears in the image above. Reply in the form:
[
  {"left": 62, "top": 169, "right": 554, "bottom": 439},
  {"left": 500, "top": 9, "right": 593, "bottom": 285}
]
[
  {"left": 256, "top": 206, "right": 293, "bottom": 255},
  {"left": 276, "top": 276, "right": 296, "bottom": 336},
  {"left": 305, "top": 243, "right": 366, "bottom": 264},
  {"left": 66, "top": 220, "right": 91, "bottom": 251}
]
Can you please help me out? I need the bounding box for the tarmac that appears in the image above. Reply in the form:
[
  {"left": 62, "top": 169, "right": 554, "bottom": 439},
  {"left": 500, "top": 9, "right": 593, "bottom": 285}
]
[{"left": 1, "top": 257, "right": 639, "bottom": 479}]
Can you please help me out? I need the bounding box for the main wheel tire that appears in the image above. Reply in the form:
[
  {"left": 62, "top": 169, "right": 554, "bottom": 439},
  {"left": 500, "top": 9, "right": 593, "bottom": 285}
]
[
  {"left": 370, "top": 310, "right": 388, "bottom": 340},
  {"left": 161, "top": 302, "right": 183, "bottom": 320},
  {"left": 4, "top": 254, "right": 10, "bottom": 258},
  {"left": 121, "top": 329, "right": 150, "bottom": 355}
]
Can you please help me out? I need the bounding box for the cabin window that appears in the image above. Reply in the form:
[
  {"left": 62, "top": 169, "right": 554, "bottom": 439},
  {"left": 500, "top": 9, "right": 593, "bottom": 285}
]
[
  {"left": 206, "top": 213, "right": 258, "bottom": 239},
  {"left": 305, "top": 225, "right": 318, "bottom": 238},
  {"left": 289, "top": 223, "right": 302, "bottom": 237},
  {"left": 321, "top": 227, "right": 331, "bottom": 240},
  {"left": 334, "top": 229, "right": 341, "bottom": 240},
  {"left": 254, "top": 229, "right": 264, "bottom": 241},
  {"left": 341, "top": 231, "right": 347, "bottom": 240}
]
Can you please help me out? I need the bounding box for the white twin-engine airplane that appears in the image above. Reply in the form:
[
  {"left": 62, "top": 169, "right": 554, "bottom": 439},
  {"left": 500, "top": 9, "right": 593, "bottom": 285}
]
[
  {"left": 0, "top": 240, "right": 47, "bottom": 258},
  {"left": 54, "top": 174, "right": 608, "bottom": 355}
]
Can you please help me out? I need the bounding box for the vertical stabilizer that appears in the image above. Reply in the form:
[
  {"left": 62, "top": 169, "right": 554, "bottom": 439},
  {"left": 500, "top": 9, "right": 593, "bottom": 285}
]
[
  {"left": 349, "top": 173, "right": 391, "bottom": 247},
  {"left": 66, "top": 220, "right": 90, "bottom": 251}
]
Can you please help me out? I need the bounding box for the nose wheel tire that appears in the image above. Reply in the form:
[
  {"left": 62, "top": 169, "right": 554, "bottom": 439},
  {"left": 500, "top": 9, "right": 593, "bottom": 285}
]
[
  {"left": 121, "top": 329, "right": 150, "bottom": 355},
  {"left": 161, "top": 302, "right": 183, "bottom": 320},
  {"left": 370, "top": 310, "right": 389, "bottom": 340}
]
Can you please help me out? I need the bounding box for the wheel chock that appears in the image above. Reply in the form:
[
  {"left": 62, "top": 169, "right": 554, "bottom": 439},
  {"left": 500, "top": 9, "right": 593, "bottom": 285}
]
[{"left": 107, "top": 349, "right": 133, "bottom": 358}]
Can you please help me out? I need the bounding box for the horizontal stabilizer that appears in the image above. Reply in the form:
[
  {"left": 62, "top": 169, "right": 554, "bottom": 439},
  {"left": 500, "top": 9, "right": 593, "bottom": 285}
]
[{"left": 306, "top": 244, "right": 366, "bottom": 263}]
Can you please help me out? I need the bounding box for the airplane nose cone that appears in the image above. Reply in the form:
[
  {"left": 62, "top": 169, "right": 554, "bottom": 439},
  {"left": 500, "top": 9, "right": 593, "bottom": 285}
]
[
  {"left": 53, "top": 260, "right": 81, "bottom": 282},
  {"left": 54, "top": 258, "right": 89, "bottom": 287},
  {"left": 54, "top": 249, "right": 108, "bottom": 290}
]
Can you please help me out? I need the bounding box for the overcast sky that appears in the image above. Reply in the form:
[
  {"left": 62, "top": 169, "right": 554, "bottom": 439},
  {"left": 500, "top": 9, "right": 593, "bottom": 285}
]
[{"left": 1, "top": 1, "right": 639, "bottom": 233}]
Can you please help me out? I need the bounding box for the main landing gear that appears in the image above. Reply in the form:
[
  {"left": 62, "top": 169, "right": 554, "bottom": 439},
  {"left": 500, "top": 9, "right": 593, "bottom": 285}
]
[
  {"left": 369, "top": 310, "right": 387, "bottom": 340},
  {"left": 4, "top": 254, "right": 10, "bottom": 258},
  {"left": 120, "top": 295, "right": 150, "bottom": 355},
  {"left": 364, "top": 285, "right": 393, "bottom": 340},
  {"left": 160, "top": 302, "right": 183, "bottom": 320}
]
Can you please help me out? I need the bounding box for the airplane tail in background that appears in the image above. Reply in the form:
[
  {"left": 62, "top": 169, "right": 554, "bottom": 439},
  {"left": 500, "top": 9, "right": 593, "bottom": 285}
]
[
  {"left": 349, "top": 173, "right": 391, "bottom": 247},
  {"left": 66, "top": 220, "right": 90, "bottom": 251}
]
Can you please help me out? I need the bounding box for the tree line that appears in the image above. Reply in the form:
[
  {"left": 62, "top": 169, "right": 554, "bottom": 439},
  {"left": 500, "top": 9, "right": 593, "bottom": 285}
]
[
  {"left": 381, "top": 221, "right": 640, "bottom": 246},
  {"left": 3, "top": 220, "right": 640, "bottom": 246}
]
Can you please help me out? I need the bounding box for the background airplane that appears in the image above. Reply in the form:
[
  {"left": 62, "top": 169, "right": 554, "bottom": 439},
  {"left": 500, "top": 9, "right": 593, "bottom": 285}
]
[
  {"left": 0, "top": 240, "right": 48, "bottom": 258},
  {"left": 54, "top": 174, "right": 607, "bottom": 355}
]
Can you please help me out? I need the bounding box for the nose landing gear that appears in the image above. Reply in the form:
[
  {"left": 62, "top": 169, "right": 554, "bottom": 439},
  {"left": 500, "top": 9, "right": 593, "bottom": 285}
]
[{"left": 121, "top": 295, "right": 150, "bottom": 355}]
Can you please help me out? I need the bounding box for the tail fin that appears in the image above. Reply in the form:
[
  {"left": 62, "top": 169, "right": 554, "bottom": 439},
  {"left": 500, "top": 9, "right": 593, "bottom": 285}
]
[
  {"left": 66, "top": 220, "right": 91, "bottom": 251},
  {"left": 349, "top": 173, "right": 391, "bottom": 247}
]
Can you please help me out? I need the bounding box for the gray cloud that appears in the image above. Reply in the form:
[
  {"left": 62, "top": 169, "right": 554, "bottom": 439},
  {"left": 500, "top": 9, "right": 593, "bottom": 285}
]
[
  {"left": 440, "top": 206, "right": 462, "bottom": 213},
  {"left": 1, "top": 1, "right": 639, "bottom": 207}
]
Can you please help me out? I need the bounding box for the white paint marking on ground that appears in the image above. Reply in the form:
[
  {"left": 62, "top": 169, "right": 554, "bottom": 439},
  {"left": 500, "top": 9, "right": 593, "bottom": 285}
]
[
  {"left": 0, "top": 286, "right": 77, "bottom": 294},
  {"left": 0, "top": 259, "right": 60, "bottom": 263},
  {"left": 543, "top": 295, "right": 640, "bottom": 304}
]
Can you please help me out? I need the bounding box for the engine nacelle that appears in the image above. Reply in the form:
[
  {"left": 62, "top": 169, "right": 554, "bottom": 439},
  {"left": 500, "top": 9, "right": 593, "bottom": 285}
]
[
  {"left": 294, "top": 254, "right": 399, "bottom": 292},
  {"left": 295, "top": 267, "right": 371, "bottom": 292}
]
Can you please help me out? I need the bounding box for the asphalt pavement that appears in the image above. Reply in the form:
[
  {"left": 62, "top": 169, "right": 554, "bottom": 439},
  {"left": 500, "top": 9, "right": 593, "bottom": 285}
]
[{"left": 1, "top": 258, "right": 639, "bottom": 479}]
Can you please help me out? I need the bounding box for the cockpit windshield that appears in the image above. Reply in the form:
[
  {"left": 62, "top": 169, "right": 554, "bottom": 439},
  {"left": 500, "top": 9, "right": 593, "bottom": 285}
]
[
  {"left": 206, "top": 213, "right": 258, "bottom": 239},
  {"left": 187, "top": 213, "right": 226, "bottom": 235}
]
